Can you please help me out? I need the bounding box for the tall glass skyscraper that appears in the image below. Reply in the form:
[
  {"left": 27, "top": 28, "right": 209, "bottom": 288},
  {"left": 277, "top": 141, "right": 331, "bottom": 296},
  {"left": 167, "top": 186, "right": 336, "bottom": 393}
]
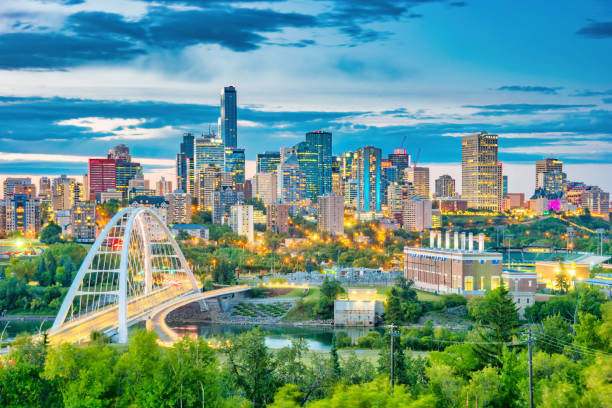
[
  {"left": 195, "top": 133, "right": 224, "bottom": 176},
  {"left": 296, "top": 141, "right": 319, "bottom": 201},
  {"left": 219, "top": 86, "right": 237, "bottom": 148},
  {"left": 305, "top": 130, "right": 332, "bottom": 197},
  {"left": 176, "top": 132, "right": 195, "bottom": 194},
  {"left": 256, "top": 151, "right": 281, "bottom": 173},
  {"left": 461, "top": 132, "right": 501, "bottom": 211},
  {"left": 225, "top": 147, "right": 246, "bottom": 185},
  {"left": 355, "top": 146, "right": 381, "bottom": 212}
]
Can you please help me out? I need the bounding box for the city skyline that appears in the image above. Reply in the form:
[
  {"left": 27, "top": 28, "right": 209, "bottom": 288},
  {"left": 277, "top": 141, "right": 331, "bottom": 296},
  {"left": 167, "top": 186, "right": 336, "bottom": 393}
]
[{"left": 0, "top": 0, "right": 611, "bottom": 194}]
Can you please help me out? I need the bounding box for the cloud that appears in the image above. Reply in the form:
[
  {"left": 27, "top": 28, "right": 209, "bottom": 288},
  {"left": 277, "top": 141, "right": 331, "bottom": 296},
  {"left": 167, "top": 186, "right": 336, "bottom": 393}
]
[
  {"left": 501, "top": 140, "right": 612, "bottom": 156},
  {"left": 497, "top": 85, "right": 563, "bottom": 95},
  {"left": 570, "top": 89, "right": 612, "bottom": 97},
  {"left": 0, "top": 152, "right": 174, "bottom": 166},
  {"left": 464, "top": 103, "right": 596, "bottom": 116},
  {"left": 56, "top": 116, "right": 180, "bottom": 141},
  {"left": 56, "top": 117, "right": 147, "bottom": 133},
  {"left": 576, "top": 21, "right": 612, "bottom": 39}
]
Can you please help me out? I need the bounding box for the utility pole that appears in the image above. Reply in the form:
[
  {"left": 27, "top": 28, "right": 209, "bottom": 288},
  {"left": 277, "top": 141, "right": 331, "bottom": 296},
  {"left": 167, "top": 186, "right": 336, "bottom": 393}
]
[
  {"left": 388, "top": 323, "right": 400, "bottom": 393},
  {"left": 521, "top": 326, "right": 536, "bottom": 408}
]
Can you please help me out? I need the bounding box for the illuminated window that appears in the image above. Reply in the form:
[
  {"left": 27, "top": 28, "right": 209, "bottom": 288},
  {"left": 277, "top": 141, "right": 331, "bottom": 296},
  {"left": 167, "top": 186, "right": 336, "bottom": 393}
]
[
  {"left": 492, "top": 277, "right": 500, "bottom": 290},
  {"left": 465, "top": 277, "right": 473, "bottom": 291},
  {"left": 480, "top": 276, "right": 484, "bottom": 290}
]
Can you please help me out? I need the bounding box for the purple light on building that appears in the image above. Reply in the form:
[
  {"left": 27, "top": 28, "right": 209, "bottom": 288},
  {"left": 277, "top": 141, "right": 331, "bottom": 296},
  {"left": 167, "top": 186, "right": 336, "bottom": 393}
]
[{"left": 548, "top": 199, "right": 561, "bottom": 212}]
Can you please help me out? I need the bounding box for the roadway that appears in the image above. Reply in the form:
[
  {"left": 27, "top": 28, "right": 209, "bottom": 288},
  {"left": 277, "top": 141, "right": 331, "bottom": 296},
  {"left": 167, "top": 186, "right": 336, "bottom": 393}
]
[{"left": 48, "top": 285, "right": 250, "bottom": 345}]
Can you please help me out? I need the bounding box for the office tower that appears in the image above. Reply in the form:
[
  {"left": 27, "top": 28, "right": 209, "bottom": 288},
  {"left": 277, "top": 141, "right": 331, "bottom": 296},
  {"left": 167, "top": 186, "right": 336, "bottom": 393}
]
[
  {"left": 582, "top": 187, "right": 610, "bottom": 216},
  {"left": 82, "top": 174, "right": 89, "bottom": 203},
  {"left": 387, "top": 182, "right": 404, "bottom": 222},
  {"left": 244, "top": 179, "right": 252, "bottom": 200},
  {"left": 166, "top": 192, "right": 192, "bottom": 224},
  {"left": 3, "top": 177, "right": 32, "bottom": 199},
  {"left": 256, "top": 151, "right": 281, "bottom": 174},
  {"left": 177, "top": 132, "right": 195, "bottom": 195},
  {"left": 230, "top": 204, "right": 254, "bottom": 242},
  {"left": 435, "top": 175, "right": 456, "bottom": 198},
  {"left": 405, "top": 166, "right": 430, "bottom": 200},
  {"left": 535, "top": 158, "right": 563, "bottom": 190},
  {"left": 224, "top": 147, "right": 245, "bottom": 185},
  {"left": 388, "top": 149, "right": 411, "bottom": 181},
  {"left": 295, "top": 141, "right": 318, "bottom": 201},
  {"left": 318, "top": 194, "right": 344, "bottom": 236},
  {"left": 108, "top": 145, "right": 142, "bottom": 199},
  {"left": 402, "top": 198, "right": 432, "bottom": 232},
  {"left": 39, "top": 177, "right": 51, "bottom": 199},
  {"left": 253, "top": 172, "right": 277, "bottom": 205},
  {"left": 305, "top": 130, "right": 332, "bottom": 196},
  {"left": 195, "top": 133, "right": 224, "bottom": 175},
  {"left": 88, "top": 158, "right": 117, "bottom": 201},
  {"left": 340, "top": 151, "right": 356, "bottom": 180},
  {"left": 156, "top": 177, "right": 173, "bottom": 196},
  {"left": 343, "top": 179, "right": 358, "bottom": 207},
  {"left": 4, "top": 194, "right": 41, "bottom": 237},
  {"left": 196, "top": 164, "right": 222, "bottom": 210},
  {"left": 70, "top": 203, "right": 96, "bottom": 243},
  {"left": 537, "top": 170, "right": 566, "bottom": 198},
  {"left": 220, "top": 86, "right": 238, "bottom": 148},
  {"left": 502, "top": 175, "right": 508, "bottom": 195},
  {"left": 355, "top": 146, "right": 382, "bottom": 212},
  {"left": 266, "top": 204, "right": 289, "bottom": 234},
  {"left": 277, "top": 151, "right": 304, "bottom": 215},
  {"left": 461, "top": 132, "right": 501, "bottom": 211},
  {"left": 332, "top": 155, "right": 343, "bottom": 196},
  {"left": 381, "top": 161, "right": 397, "bottom": 204}
]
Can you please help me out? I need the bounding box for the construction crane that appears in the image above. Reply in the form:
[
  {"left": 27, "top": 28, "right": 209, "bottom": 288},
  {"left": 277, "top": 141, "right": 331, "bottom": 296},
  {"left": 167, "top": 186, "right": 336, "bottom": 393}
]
[
  {"left": 400, "top": 135, "right": 407, "bottom": 150},
  {"left": 413, "top": 147, "right": 421, "bottom": 168}
]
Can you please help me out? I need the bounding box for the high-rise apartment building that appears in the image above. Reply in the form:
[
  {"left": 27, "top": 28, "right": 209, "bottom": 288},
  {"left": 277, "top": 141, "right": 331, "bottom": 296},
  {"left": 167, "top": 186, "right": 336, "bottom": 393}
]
[
  {"left": 535, "top": 158, "right": 563, "bottom": 190},
  {"left": 461, "top": 132, "right": 501, "bottom": 211},
  {"left": 224, "top": 147, "right": 245, "bottom": 185},
  {"left": 387, "top": 182, "right": 404, "bottom": 222},
  {"left": 176, "top": 132, "right": 195, "bottom": 195},
  {"left": 196, "top": 164, "right": 222, "bottom": 210},
  {"left": 355, "top": 146, "right": 381, "bottom": 212},
  {"left": 381, "top": 162, "right": 398, "bottom": 204},
  {"left": 582, "top": 188, "right": 610, "bottom": 216},
  {"left": 88, "top": 158, "right": 117, "bottom": 201},
  {"left": 253, "top": 172, "right": 277, "bottom": 205},
  {"left": 230, "top": 204, "right": 254, "bottom": 242},
  {"left": 3, "top": 177, "right": 32, "bottom": 200},
  {"left": 166, "top": 192, "right": 192, "bottom": 224},
  {"left": 109, "top": 145, "right": 142, "bottom": 199},
  {"left": 402, "top": 198, "right": 432, "bottom": 232},
  {"left": 340, "top": 151, "right": 356, "bottom": 180},
  {"left": 388, "top": 149, "right": 411, "bottom": 181},
  {"left": 305, "top": 130, "right": 332, "bottom": 197},
  {"left": 266, "top": 204, "right": 289, "bottom": 234},
  {"left": 194, "top": 133, "right": 224, "bottom": 176},
  {"left": 256, "top": 151, "right": 281, "bottom": 173},
  {"left": 537, "top": 170, "right": 566, "bottom": 198},
  {"left": 220, "top": 86, "right": 238, "bottom": 148},
  {"left": 71, "top": 203, "right": 96, "bottom": 243},
  {"left": 435, "top": 174, "right": 456, "bottom": 198},
  {"left": 318, "top": 194, "right": 344, "bottom": 236},
  {"left": 52, "top": 176, "right": 83, "bottom": 211},
  {"left": 156, "top": 177, "right": 173, "bottom": 196},
  {"left": 332, "top": 156, "right": 343, "bottom": 196},
  {"left": 405, "top": 166, "right": 430, "bottom": 200},
  {"left": 296, "top": 141, "right": 318, "bottom": 201},
  {"left": 4, "top": 194, "right": 41, "bottom": 237},
  {"left": 39, "top": 177, "right": 51, "bottom": 200},
  {"left": 277, "top": 152, "right": 304, "bottom": 215}
]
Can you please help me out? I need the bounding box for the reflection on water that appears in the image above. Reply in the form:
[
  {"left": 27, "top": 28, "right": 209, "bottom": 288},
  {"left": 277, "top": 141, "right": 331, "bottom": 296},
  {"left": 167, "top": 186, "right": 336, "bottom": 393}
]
[{"left": 167, "top": 322, "right": 383, "bottom": 350}]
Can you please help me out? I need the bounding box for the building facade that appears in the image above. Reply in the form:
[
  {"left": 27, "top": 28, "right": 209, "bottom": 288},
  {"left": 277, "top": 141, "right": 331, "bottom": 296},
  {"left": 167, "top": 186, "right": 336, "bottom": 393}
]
[
  {"left": 71, "top": 203, "right": 96, "bottom": 243},
  {"left": 305, "top": 130, "right": 332, "bottom": 197},
  {"left": 318, "top": 194, "right": 344, "bottom": 236},
  {"left": 220, "top": 86, "right": 238, "bottom": 148},
  {"left": 230, "top": 204, "right": 254, "bottom": 242},
  {"left": 88, "top": 158, "right": 117, "bottom": 201},
  {"left": 402, "top": 198, "right": 432, "bottom": 231},
  {"left": 166, "top": 192, "right": 192, "bottom": 224},
  {"left": 355, "top": 146, "right": 382, "bottom": 212},
  {"left": 405, "top": 167, "right": 430, "bottom": 200},
  {"left": 435, "top": 174, "right": 456, "bottom": 198},
  {"left": 461, "top": 132, "right": 501, "bottom": 211},
  {"left": 176, "top": 132, "right": 195, "bottom": 195},
  {"left": 256, "top": 151, "right": 281, "bottom": 174},
  {"left": 224, "top": 147, "right": 245, "bottom": 185}
]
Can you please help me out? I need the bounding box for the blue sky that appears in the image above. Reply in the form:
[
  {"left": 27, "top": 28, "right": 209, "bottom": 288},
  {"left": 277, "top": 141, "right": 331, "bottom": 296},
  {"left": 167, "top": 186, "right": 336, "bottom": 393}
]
[{"left": 0, "top": 0, "right": 611, "bottom": 194}]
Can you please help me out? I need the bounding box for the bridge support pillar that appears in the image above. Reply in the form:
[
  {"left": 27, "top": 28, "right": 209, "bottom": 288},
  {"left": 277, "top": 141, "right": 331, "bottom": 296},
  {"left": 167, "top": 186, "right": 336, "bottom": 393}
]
[{"left": 217, "top": 295, "right": 233, "bottom": 312}]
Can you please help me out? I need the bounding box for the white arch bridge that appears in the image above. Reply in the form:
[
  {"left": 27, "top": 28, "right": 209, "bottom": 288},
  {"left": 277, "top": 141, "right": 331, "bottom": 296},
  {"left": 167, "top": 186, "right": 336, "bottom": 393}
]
[{"left": 48, "top": 206, "right": 248, "bottom": 344}]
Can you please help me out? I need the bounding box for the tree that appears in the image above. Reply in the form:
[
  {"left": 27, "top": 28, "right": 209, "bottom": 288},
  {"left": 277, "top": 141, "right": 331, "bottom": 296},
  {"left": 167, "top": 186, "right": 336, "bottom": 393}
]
[
  {"left": 329, "top": 334, "right": 341, "bottom": 377},
  {"left": 212, "top": 257, "right": 235, "bottom": 285},
  {"left": 314, "top": 277, "right": 343, "bottom": 320},
  {"left": 224, "top": 327, "right": 278, "bottom": 407},
  {"left": 538, "top": 314, "right": 572, "bottom": 354},
  {"left": 40, "top": 222, "right": 63, "bottom": 244},
  {"left": 555, "top": 262, "right": 570, "bottom": 294},
  {"left": 468, "top": 286, "right": 520, "bottom": 365}
]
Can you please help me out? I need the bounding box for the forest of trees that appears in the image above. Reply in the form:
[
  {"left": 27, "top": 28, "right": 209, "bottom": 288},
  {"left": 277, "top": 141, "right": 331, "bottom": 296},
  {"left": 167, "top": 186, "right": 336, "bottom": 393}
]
[{"left": 2, "top": 285, "right": 612, "bottom": 407}]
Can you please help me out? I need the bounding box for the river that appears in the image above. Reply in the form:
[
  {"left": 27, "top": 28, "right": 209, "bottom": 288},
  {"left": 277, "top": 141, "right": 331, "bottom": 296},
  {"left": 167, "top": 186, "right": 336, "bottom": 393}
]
[{"left": 167, "top": 322, "right": 383, "bottom": 350}]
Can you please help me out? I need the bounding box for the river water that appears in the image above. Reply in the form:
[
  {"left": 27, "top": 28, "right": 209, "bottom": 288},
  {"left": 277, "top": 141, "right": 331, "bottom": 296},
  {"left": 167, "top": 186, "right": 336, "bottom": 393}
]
[{"left": 167, "top": 322, "right": 382, "bottom": 350}]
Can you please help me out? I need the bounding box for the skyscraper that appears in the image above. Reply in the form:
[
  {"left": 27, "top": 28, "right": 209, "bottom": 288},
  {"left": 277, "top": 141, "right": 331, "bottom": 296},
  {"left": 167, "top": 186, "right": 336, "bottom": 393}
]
[
  {"left": 176, "top": 132, "right": 195, "bottom": 194},
  {"left": 405, "top": 166, "right": 430, "bottom": 200},
  {"left": 355, "top": 146, "right": 382, "bottom": 212},
  {"left": 220, "top": 86, "right": 237, "bottom": 148},
  {"left": 318, "top": 194, "right": 344, "bottom": 236},
  {"left": 110, "top": 145, "right": 142, "bottom": 199},
  {"left": 224, "top": 147, "right": 246, "bottom": 185},
  {"left": 3, "top": 177, "right": 32, "bottom": 200},
  {"left": 535, "top": 158, "right": 563, "bottom": 190},
  {"left": 253, "top": 172, "right": 277, "bottom": 205},
  {"left": 39, "top": 177, "right": 51, "bottom": 200},
  {"left": 388, "top": 149, "right": 411, "bottom": 181},
  {"left": 256, "top": 151, "right": 281, "bottom": 173},
  {"left": 88, "top": 158, "right": 116, "bottom": 201},
  {"left": 305, "top": 130, "right": 332, "bottom": 196},
  {"left": 296, "top": 141, "right": 318, "bottom": 201},
  {"left": 194, "top": 133, "right": 224, "bottom": 176},
  {"left": 277, "top": 151, "right": 304, "bottom": 215},
  {"left": 435, "top": 175, "right": 456, "bottom": 198},
  {"left": 230, "top": 204, "right": 254, "bottom": 242},
  {"left": 461, "top": 132, "right": 501, "bottom": 211}
]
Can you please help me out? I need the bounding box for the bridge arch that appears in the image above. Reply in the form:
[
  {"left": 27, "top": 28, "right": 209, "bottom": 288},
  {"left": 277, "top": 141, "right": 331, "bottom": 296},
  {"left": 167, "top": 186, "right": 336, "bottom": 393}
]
[{"left": 50, "top": 206, "right": 200, "bottom": 343}]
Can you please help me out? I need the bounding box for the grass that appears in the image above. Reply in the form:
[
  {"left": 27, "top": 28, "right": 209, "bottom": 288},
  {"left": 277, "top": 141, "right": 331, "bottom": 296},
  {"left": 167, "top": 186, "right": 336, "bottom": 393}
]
[{"left": 415, "top": 290, "right": 440, "bottom": 302}]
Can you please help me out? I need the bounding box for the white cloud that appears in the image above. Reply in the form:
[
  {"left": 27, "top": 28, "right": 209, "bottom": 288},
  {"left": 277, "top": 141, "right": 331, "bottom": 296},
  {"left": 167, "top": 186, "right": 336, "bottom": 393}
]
[
  {"left": 237, "top": 120, "right": 262, "bottom": 128},
  {"left": 57, "top": 117, "right": 147, "bottom": 133},
  {"left": 0, "top": 152, "right": 174, "bottom": 167},
  {"left": 500, "top": 140, "right": 612, "bottom": 156},
  {"left": 56, "top": 117, "right": 180, "bottom": 141}
]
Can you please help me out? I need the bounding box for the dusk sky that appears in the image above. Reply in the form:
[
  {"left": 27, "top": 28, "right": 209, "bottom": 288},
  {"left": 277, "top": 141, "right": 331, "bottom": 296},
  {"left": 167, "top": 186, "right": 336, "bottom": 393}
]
[{"left": 0, "top": 0, "right": 611, "bottom": 194}]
